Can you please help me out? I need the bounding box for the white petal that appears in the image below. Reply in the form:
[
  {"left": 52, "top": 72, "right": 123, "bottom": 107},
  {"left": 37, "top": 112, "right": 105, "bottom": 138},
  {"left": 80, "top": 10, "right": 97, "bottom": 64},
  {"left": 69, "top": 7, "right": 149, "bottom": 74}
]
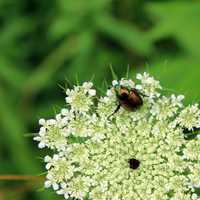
[
  {"left": 57, "top": 190, "right": 64, "bottom": 195},
  {"left": 61, "top": 108, "right": 68, "bottom": 115},
  {"left": 48, "top": 119, "right": 56, "bottom": 125},
  {"left": 53, "top": 183, "right": 59, "bottom": 190},
  {"left": 44, "top": 155, "right": 51, "bottom": 162},
  {"left": 61, "top": 182, "right": 67, "bottom": 188},
  {"left": 64, "top": 193, "right": 69, "bottom": 199},
  {"left": 88, "top": 89, "right": 96, "bottom": 96},
  {"left": 53, "top": 154, "right": 59, "bottom": 160},
  {"left": 44, "top": 180, "right": 51, "bottom": 188},
  {"left": 39, "top": 127, "right": 46, "bottom": 134},
  {"left": 135, "top": 84, "right": 142, "bottom": 90},
  {"left": 38, "top": 142, "right": 45, "bottom": 149},
  {"left": 112, "top": 80, "right": 118, "bottom": 86},
  {"left": 33, "top": 136, "right": 40, "bottom": 141},
  {"left": 83, "top": 82, "right": 93, "bottom": 89},
  {"left": 56, "top": 114, "right": 62, "bottom": 121},
  {"left": 39, "top": 118, "right": 46, "bottom": 125},
  {"left": 178, "top": 95, "right": 184, "bottom": 101},
  {"left": 65, "top": 97, "right": 72, "bottom": 103},
  {"left": 46, "top": 163, "right": 51, "bottom": 170},
  {"left": 136, "top": 73, "right": 142, "bottom": 80}
]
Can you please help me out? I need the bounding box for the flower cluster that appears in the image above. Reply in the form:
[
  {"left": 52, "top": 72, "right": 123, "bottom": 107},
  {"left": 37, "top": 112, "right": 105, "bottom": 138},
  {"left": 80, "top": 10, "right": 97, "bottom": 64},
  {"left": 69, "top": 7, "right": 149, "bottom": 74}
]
[{"left": 34, "top": 73, "right": 200, "bottom": 200}]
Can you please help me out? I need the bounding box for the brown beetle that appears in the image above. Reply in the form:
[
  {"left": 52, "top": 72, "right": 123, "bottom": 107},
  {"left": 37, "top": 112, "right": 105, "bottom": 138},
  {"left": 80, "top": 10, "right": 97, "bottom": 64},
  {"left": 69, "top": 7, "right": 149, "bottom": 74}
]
[{"left": 108, "top": 85, "right": 145, "bottom": 118}]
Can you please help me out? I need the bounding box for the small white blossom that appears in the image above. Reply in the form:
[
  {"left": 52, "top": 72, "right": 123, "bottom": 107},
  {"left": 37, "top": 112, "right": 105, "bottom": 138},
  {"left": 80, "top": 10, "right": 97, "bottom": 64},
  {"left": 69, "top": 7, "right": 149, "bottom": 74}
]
[
  {"left": 175, "top": 104, "right": 200, "bottom": 130},
  {"left": 34, "top": 73, "right": 200, "bottom": 200},
  {"left": 57, "top": 183, "right": 70, "bottom": 199},
  {"left": 33, "top": 116, "right": 68, "bottom": 151},
  {"left": 106, "top": 88, "right": 115, "bottom": 96},
  {"left": 82, "top": 81, "right": 93, "bottom": 90},
  {"left": 150, "top": 95, "right": 184, "bottom": 120},
  {"left": 112, "top": 80, "right": 118, "bottom": 86},
  {"left": 119, "top": 78, "right": 135, "bottom": 88},
  {"left": 44, "top": 155, "right": 75, "bottom": 190},
  {"left": 136, "top": 72, "right": 162, "bottom": 98},
  {"left": 39, "top": 118, "right": 46, "bottom": 125},
  {"left": 65, "top": 82, "right": 96, "bottom": 113},
  {"left": 88, "top": 89, "right": 96, "bottom": 96}
]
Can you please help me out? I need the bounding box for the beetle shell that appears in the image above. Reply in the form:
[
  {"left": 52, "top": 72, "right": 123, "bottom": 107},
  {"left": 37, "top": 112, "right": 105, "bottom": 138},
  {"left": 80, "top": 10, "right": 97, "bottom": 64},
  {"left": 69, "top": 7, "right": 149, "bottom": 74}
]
[{"left": 117, "top": 87, "right": 143, "bottom": 111}]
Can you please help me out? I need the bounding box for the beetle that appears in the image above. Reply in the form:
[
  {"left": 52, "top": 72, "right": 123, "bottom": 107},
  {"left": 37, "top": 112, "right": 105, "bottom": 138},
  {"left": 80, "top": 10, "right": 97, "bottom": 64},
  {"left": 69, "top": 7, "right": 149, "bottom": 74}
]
[{"left": 108, "top": 84, "right": 145, "bottom": 119}]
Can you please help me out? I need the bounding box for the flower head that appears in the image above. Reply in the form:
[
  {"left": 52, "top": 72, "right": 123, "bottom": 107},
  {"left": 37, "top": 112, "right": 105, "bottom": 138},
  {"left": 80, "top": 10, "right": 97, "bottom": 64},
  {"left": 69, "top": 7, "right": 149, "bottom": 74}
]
[
  {"left": 175, "top": 104, "right": 200, "bottom": 131},
  {"left": 136, "top": 72, "right": 162, "bottom": 98},
  {"left": 34, "top": 73, "right": 200, "bottom": 200},
  {"left": 65, "top": 82, "right": 96, "bottom": 113}
]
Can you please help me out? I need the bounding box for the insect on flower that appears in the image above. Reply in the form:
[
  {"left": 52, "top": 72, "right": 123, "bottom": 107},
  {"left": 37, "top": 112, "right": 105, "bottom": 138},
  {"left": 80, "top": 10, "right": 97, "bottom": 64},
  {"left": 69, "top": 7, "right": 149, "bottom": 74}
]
[
  {"left": 34, "top": 73, "right": 200, "bottom": 200},
  {"left": 108, "top": 84, "right": 146, "bottom": 118}
]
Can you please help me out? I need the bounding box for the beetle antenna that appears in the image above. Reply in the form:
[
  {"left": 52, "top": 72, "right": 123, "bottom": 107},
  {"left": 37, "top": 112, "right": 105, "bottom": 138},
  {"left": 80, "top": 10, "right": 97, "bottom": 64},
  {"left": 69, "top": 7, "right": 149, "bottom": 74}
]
[
  {"left": 139, "top": 92, "right": 149, "bottom": 97},
  {"left": 107, "top": 104, "right": 121, "bottom": 120}
]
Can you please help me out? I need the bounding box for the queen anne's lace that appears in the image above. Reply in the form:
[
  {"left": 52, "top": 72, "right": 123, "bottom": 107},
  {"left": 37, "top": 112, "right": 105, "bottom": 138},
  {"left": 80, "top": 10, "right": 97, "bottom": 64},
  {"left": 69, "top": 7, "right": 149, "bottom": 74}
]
[{"left": 34, "top": 73, "right": 200, "bottom": 200}]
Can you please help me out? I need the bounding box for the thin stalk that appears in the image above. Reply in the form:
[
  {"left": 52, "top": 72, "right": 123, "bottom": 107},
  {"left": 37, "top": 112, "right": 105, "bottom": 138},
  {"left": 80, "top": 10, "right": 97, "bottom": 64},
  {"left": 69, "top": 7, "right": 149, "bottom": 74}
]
[{"left": 0, "top": 175, "right": 44, "bottom": 181}]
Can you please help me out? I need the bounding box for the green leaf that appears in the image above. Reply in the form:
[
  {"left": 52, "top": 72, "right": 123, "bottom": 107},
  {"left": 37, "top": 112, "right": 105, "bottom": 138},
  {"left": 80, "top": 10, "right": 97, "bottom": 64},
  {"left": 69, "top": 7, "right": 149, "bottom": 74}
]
[
  {"left": 143, "top": 1, "right": 200, "bottom": 104},
  {"left": 0, "top": 59, "right": 27, "bottom": 89},
  {"left": 0, "top": 87, "right": 58, "bottom": 199},
  {"left": 96, "top": 15, "right": 153, "bottom": 54},
  {"left": 147, "top": 2, "right": 200, "bottom": 56},
  {"left": 21, "top": 36, "right": 79, "bottom": 99},
  {"left": 138, "top": 57, "right": 200, "bottom": 104}
]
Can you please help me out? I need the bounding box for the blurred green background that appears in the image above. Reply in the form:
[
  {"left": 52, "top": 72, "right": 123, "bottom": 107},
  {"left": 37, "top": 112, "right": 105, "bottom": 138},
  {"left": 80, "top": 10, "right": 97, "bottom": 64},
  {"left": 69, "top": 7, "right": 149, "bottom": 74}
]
[{"left": 0, "top": 0, "right": 199, "bottom": 199}]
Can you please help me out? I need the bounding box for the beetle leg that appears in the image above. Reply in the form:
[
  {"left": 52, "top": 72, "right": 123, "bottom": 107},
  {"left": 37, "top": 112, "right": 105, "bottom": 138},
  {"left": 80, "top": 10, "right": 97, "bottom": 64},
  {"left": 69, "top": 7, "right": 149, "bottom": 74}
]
[
  {"left": 107, "top": 104, "right": 121, "bottom": 119},
  {"left": 139, "top": 92, "right": 148, "bottom": 97}
]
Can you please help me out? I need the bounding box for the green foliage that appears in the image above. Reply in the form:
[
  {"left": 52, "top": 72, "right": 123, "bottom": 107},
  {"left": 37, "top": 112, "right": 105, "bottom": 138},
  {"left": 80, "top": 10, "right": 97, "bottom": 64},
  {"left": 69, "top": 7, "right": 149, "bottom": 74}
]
[
  {"left": 145, "top": 1, "right": 200, "bottom": 104},
  {"left": 0, "top": 0, "right": 199, "bottom": 199}
]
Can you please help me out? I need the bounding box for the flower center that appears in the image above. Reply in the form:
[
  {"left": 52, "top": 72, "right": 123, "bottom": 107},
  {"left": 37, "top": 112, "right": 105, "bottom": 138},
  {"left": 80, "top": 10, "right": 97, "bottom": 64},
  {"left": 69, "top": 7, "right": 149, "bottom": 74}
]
[{"left": 129, "top": 158, "right": 140, "bottom": 169}]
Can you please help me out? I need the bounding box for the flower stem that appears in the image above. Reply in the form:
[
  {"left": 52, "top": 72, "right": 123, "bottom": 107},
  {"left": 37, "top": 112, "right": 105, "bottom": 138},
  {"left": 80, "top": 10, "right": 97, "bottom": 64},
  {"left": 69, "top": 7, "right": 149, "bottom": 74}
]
[{"left": 0, "top": 175, "right": 44, "bottom": 181}]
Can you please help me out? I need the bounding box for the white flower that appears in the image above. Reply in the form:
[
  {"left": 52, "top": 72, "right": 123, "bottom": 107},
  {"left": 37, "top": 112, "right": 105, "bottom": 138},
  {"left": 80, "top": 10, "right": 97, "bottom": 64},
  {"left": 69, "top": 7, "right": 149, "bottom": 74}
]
[
  {"left": 175, "top": 104, "right": 200, "bottom": 130},
  {"left": 136, "top": 72, "right": 162, "bottom": 98},
  {"left": 39, "top": 118, "right": 46, "bottom": 125},
  {"left": 183, "top": 140, "right": 200, "bottom": 160},
  {"left": 119, "top": 78, "right": 135, "bottom": 88},
  {"left": 106, "top": 88, "right": 115, "bottom": 97},
  {"left": 44, "top": 155, "right": 75, "bottom": 190},
  {"left": 57, "top": 183, "right": 70, "bottom": 199},
  {"left": 65, "top": 82, "right": 96, "bottom": 113},
  {"left": 88, "top": 89, "right": 96, "bottom": 96},
  {"left": 82, "top": 81, "right": 93, "bottom": 90},
  {"left": 33, "top": 116, "right": 69, "bottom": 151},
  {"left": 67, "top": 176, "right": 91, "bottom": 199},
  {"left": 150, "top": 95, "right": 184, "bottom": 120},
  {"left": 64, "top": 114, "right": 91, "bottom": 137},
  {"left": 112, "top": 80, "right": 118, "bottom": 86},
  {"left": 68, "top": 143, "right": 89, "bottom": 164},
  {"left": 97, "top": 96, "right": 117, "bottom": 119},
  {"left": 34, "top": 73, "right": 200, "bottom": 200}
]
